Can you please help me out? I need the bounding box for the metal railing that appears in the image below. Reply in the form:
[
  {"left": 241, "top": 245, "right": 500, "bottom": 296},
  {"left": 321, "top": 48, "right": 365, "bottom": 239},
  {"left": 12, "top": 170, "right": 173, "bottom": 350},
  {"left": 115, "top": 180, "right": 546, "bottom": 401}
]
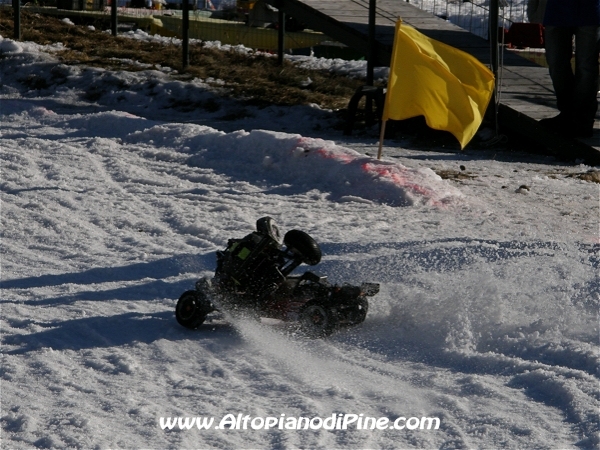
[
  {"left": 407, "top": 0, "right": 528, "bottom": 38},
  {"left": 5, "top": 0, "right": 533, "bottom": 55},
  {"left": 4, "top": 0, "right": 339, "bottom": 55}
]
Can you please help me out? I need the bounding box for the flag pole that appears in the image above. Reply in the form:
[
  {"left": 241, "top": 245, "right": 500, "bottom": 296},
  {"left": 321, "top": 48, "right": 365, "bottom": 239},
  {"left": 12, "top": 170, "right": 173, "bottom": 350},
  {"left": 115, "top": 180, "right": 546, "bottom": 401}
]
[
  {"left": 377, "top": 19, "right": 402, "bottom": 160},
  {"left": 377, "top": 120, "right": 387, "bottom": 160}
]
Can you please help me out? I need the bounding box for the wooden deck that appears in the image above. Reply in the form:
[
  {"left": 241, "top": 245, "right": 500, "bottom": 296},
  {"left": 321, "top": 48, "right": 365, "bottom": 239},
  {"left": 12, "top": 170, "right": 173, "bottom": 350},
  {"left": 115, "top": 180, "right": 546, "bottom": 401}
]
[{"left": 267, "top": 0, "right": 600, "bottom": 164}]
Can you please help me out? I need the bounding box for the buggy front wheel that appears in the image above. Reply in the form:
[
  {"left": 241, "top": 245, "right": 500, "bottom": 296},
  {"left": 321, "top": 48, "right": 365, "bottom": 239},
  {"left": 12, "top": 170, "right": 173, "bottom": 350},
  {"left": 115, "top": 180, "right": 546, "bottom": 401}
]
[{"left": 176, "top": 290, "right": 212, "bottom": 329}]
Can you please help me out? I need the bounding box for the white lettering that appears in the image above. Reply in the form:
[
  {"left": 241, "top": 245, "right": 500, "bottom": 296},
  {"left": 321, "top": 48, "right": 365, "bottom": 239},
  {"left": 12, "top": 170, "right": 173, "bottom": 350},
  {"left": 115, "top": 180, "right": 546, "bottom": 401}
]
[{"left": 159, "top": 414, "right": 441, "bottom": 432}]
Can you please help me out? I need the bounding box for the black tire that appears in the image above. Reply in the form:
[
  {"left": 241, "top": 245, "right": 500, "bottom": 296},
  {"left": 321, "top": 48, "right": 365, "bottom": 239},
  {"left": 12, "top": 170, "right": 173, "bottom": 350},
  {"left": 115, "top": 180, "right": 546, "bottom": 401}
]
[
  {"left": 175, "top": 290, "right": 212, "bottom": 329},
  {"left": 256, "top": 216, "right": 282, "bottom": 243},
  {"left": 348, "top": 297, "right": 369, "bottom": 325},
  {"left": 299, "top": 302, "right": 335, "bottom": 337},
  {"left": 284, "top": 230, "right": 321, "bottom": 266}
]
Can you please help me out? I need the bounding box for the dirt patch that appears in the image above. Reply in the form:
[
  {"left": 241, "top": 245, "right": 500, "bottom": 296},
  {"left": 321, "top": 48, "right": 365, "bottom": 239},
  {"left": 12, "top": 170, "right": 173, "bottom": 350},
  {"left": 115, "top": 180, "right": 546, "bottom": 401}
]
[
  {"left": 567, "top": 170, "right": 600, "bottom": 183},
  {"left": 435, "top": 164, "right": 477, "bottom": 181}
]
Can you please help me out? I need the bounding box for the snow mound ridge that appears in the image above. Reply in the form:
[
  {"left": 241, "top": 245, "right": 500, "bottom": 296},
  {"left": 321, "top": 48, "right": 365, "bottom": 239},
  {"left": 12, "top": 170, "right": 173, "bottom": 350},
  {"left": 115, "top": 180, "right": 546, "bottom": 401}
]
[{"left": 127, "top": 126, "right": 462, "bottom": 206}]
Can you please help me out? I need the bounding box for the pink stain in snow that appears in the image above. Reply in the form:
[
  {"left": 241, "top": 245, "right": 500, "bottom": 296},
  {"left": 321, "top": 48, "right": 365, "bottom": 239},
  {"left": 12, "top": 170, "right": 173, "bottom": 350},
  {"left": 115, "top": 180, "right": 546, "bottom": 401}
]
[
  {"left": 296, "top": 137, "right": 356, "bottom": 164},
  {"left": 365, "top": 163, "right": 445, "bottom": 207},
  {"left": 315, "top": 148, "right": 356, "bottom": 163},
  {"left": 363, "top": 163, "right": 436, "bottom": 197},
  {"left": 295, "top": 137, "right": 449, "bottom": 206}
]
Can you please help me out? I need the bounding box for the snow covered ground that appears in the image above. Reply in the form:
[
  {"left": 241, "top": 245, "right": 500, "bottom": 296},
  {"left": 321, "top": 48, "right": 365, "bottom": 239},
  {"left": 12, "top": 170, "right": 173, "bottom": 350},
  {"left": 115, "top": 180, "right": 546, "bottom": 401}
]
[{"left": 1, "top": 28, "right": 599, "bottom": 449}]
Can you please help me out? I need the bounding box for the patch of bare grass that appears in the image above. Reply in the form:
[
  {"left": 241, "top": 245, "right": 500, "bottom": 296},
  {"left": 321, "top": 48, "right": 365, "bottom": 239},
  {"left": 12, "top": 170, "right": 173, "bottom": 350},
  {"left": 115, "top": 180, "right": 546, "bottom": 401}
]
[{"left": 0, "top": 9, "right": 366, "bottom": 111}]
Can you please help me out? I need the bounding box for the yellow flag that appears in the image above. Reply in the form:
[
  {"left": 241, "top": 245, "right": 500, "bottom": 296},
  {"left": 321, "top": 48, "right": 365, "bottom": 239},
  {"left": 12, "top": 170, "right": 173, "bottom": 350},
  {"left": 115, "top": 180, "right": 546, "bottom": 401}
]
[{"left": 382, "top": 20, "right": 495, "bottom": 148}]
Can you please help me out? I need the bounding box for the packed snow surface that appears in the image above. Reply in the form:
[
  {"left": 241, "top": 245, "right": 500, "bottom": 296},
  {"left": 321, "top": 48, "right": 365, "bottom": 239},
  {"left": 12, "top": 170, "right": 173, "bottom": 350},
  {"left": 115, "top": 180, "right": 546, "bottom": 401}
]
[{"left": 1, "top": 27, "right": 599, "bottom": 450}]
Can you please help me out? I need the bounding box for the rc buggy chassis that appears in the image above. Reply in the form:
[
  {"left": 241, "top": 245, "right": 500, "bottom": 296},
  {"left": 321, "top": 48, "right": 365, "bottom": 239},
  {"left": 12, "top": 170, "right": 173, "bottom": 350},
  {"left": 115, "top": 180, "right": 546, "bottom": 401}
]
[{"left": 175, "top": 217, "right": 379, "bottom": 337}]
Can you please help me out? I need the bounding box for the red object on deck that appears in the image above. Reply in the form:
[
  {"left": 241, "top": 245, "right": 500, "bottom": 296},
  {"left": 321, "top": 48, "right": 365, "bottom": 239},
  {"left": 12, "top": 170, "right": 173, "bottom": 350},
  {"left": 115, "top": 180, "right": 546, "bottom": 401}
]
[{"left": 506, "top": 23, "right": 545, "bottom": 49}]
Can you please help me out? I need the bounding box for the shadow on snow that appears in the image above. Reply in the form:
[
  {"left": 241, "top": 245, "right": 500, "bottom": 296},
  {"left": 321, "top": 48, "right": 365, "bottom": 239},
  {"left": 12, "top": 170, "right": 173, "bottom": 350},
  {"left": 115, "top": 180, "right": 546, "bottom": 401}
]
[{"left": 3, "top": 310, "right": 241, "bottom": 355}]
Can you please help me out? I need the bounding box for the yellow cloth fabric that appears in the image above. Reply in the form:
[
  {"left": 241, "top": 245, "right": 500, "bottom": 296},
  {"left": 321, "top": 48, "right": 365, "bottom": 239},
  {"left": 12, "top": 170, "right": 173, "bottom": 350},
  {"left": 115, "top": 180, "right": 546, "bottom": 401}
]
[{"left": 382, "top": 21, "right": 495, "bottom": 148}]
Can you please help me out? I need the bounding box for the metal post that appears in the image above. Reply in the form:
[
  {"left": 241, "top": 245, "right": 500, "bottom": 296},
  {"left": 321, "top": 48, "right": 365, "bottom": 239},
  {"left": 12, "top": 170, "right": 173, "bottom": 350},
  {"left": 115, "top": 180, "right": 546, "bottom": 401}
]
[
  {"left": 277, "top": 8, "right": 285, "bottom": 66},
  {"left": 13, "top": 0, "right": 21, "bottom": 40},
  {"left": 111, "top": 0, "right": 117, "bottom": 36},
  {"left": 367, "top": 0, "right": 376, "bottom": 86},
  {"left": 489, "top": 0, "right": 499, "bottom": 132},
  {"left": 469, "top": 1, "right": 474, "bottom": 35},
  {"left": 490, "top": 0, "right": 499, "bottom": 89},
  {"left": 182, "top": 0, "right": 190, "bottom": 69}
]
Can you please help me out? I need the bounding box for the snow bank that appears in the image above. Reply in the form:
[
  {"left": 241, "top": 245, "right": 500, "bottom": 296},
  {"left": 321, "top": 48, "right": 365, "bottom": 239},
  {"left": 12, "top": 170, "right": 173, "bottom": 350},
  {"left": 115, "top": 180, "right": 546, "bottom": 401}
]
[{"left": 123, "top": 124, "right": 463, "bottom": 206}]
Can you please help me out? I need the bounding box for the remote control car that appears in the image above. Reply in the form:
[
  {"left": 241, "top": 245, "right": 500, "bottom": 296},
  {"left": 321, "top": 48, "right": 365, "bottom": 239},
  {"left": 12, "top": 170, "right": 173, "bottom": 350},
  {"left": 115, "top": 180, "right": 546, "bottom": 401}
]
[{"left": 175, "top": 217, "right": 379, "bottom": 337}]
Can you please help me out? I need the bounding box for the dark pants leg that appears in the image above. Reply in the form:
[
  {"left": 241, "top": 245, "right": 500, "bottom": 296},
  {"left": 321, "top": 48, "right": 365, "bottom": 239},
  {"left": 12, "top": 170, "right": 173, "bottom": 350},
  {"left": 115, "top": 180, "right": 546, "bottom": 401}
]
[
  {"left": 545, "top": 26, "right": 577, "bottom": 118},
  {"left": 573, "top": 26, "right": 600, "bottom": 125},
  {"left": 545, "top": 25, "right": 600, "bottom": 130}
]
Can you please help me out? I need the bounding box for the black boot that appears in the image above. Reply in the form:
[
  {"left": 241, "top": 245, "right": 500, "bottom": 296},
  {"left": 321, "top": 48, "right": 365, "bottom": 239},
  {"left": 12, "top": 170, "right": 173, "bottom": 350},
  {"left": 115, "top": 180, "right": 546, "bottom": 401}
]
[{"left": 539, "top": 113, "right": 576, "bottom": 138}]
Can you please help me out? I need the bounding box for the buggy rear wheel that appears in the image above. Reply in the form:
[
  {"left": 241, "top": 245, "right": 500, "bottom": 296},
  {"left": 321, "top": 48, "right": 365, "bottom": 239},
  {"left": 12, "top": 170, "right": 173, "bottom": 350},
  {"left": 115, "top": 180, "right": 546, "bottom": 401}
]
[
  {"left": 348, "top": 297, "right": 369, "bottom": 325},
  {"left": 176, "top": 290, "right": 212, "bottom": 329},
  {"left": 299, "top": 302, "right": 335, "bottom": 337}
]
